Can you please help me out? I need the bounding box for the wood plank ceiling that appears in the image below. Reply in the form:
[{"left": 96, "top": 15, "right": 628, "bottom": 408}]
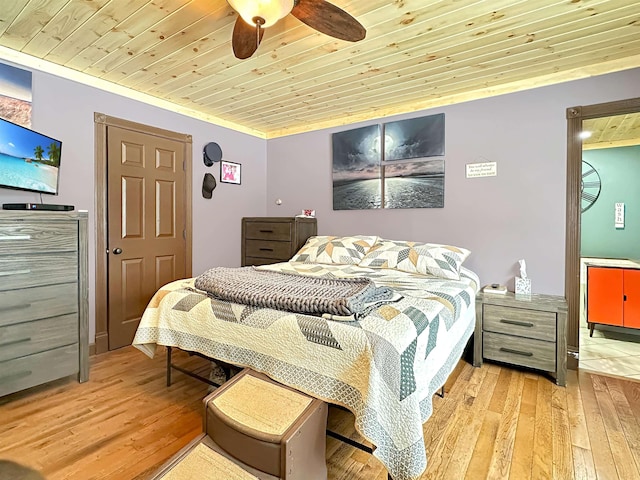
[
  {"left": 0, "top": 0, "right": 639, "bottom": 138},
  {"left": 583, "top": 113, "right": 640, "bottom": 150}
]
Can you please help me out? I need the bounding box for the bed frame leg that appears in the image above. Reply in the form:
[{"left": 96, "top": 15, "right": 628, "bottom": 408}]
[
  {"left": 436, "top": 385, "right": 445, "bottom": 398},
  {"left": 166, "top": 346, "right": 172, "bottom": 387}
]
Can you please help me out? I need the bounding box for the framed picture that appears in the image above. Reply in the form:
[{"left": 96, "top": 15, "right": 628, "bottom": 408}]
[{"left": 220, "top": 160, "right": 241, "bottom": 185}]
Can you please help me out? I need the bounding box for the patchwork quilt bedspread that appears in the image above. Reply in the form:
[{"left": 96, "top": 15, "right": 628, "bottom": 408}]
[{"left": 132, "top": 262, "right": 479, "bottom": 480}]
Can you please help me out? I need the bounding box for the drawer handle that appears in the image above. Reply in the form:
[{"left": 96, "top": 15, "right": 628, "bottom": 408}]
[
  {"left": 0, "top": 337, "right": 31, "bottom": 348},
  {"left": 0, "top": 235, "right": 31, "bottom": 241},
  {"left": 0, "top": 370, "right": 32, "bottom": 382},
  {"left": 500, "top": 347, "right": 533, "bottom": 357},
  {"left": 0, "top": 269, "right": 31, "bottom": 277},
  {"left": 259, "top": 230, "right": 274, "bottom": 233},
  {"left": 500, "top": 319, "right": 534, "bottom": 328},
  {"left": 259, "top": 248, "right": 274, "bottom": 251},
  {"left": 0, "top": 303, "right": 32, "bottom": 313}
]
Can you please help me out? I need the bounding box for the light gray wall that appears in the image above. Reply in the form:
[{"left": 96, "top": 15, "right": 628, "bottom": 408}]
[
  {"left": 0, "top": 63, "right": 267, "bottom": 341},
  {"left": 3, "top": 58, "right": 638, "bottom": 341},
  {"left": 266, "top": 68, "right": 640, "bottom": 295}
]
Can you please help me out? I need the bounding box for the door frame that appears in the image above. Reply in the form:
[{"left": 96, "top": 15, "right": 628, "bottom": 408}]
[
  {"left": 94, "top": 113, "right": 193, "bottom": 354},
  {"left": 565, "top": 97, "right": 640, "bottom": 369}
]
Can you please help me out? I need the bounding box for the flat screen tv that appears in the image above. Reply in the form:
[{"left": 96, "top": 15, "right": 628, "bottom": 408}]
[{"left": 0, "top": 116, "right": 62, "bottom": 195}]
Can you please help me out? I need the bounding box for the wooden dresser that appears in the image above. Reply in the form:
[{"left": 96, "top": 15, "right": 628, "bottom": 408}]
[
  {"left": 474, "top": 291, "right": 567, "bottom": 386},
  {"left": 241, "top": 217, "right": 317, "bottom": 266},
  {"left": 0, "top": 211, "right": 89, "bottom": 397}
]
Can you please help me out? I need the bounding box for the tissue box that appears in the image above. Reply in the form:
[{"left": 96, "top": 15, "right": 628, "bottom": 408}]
[{"left": 515, "top": 277, "right": 532, "bottom": 295}]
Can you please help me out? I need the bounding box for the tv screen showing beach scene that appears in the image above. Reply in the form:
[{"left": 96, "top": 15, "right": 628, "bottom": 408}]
[{"left": 0, "top": 116, "right": 61, "bottom": 194}]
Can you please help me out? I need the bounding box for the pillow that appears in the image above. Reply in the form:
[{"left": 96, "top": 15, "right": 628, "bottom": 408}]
[
  {"left": 290, "top": 235, "right": 379, "bottom": 265},
  {"left": 358, "top": 239, "right": 471, "bottom": 280}
]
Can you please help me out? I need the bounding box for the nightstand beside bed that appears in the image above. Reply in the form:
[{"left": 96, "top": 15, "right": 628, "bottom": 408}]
[{"left": 474, "top": 291, "right": 567, "bottom": 386}]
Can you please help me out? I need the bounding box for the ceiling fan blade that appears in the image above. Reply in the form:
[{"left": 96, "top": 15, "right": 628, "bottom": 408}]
[
  {"left": 291, "top": 0, "right": 366, "bottom": 42},
  {"left": 232, "top": 16, "right": 265, "bottom": 59}
]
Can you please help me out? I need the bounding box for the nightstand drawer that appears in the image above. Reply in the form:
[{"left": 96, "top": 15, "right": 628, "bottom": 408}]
[
  {"left": 0, "top": 313, "right": 78, "bottom": 362},
  {"left": 244, "top": 240, "right": 291, "bottom": 260},
  {"left": 484, "top": 304, "right": 556, "bottom": 342},
  {"left": 483, "top": 332, "right": 556, "bottom": 372},
  {"left": 244, "top": 257, "right": 282, "bottom": 267},
  {"left": 244, "top": 222, "right": 292, "bottom": 241}
]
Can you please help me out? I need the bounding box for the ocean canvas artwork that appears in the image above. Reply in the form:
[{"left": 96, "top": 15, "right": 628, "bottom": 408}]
[
  {"left": 332, "top": 124, "right": 382, "bottom": 210},
  {"left": 383, "top": 159, "right": 444, "bottom": 209},
  {"left": 332, "top": 114, "right": 445, "bottom": 210},
  {"left": 384, "top": 113, "right": 445, "bottom": 161}
]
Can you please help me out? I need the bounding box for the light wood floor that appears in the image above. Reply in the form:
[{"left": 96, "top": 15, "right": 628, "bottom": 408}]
[{"left": 1, "top": 347, "right": 639, "bottom": 480}]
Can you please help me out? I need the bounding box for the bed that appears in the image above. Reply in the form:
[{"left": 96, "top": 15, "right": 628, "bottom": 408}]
[{"left": 132, "top": 236, "right": 479, "bottom": 480}]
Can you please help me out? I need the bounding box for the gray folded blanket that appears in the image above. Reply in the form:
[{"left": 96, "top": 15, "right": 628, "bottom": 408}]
[{"left": 194, "top": 266, "right": 396, "bottom": 319}]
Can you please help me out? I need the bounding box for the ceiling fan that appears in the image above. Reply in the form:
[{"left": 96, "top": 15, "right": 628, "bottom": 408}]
[{"left": 227, "top": 0, "right": 366, "bottom": 59}]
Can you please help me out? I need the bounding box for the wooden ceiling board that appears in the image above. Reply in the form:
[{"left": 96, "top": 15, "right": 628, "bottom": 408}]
[
  {"left": 115, "top": 0, "right": 633, "bottom": 114},
  {"left": 44, "top": 0, "right": 154, "bottom": 65},
  {"left": 64, "top": 0, "right": 195, "bottom": 72},
  {"left": 1, "top": 0, "right": 71, "bottom": 51},
  {"left": 82, "top": 1, "right": 210, "bottom": 78},
  {"left": 213, "top": 13, "right": 640, "bottom": 125},
  {"left": 583, "top": 113, "right": 640, "bottom": 149},
  {"left": 164, "top": 0, "right": 525, "bottom": 102},
  {"left": 22, "top": 0, "right": 112, "bottom": 58},
  {"left": 186, "top": 0, "right": 635, "bottom": 115},
  {"left": 238, "top": 43, "right": 640, "bottom": 131},
  {"left": 0, "top": 0, "right": 639, "bottom": 138},
  {"left": 0, "top": 1, "right": 32, "bottom": 37},
  {"left": 203, "top": 37, "right": 637, "bottom": 127}
]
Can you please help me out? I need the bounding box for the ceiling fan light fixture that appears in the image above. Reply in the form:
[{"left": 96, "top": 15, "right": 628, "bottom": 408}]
[{"left": 228, "top": 0, "right": 295, "bottom": 28}]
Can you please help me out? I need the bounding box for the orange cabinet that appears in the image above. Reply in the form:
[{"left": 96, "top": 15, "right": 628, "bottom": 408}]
[
  {"left": 624, "top": 269, "right": 640, "bottom": 329},
  {"left": 587, "top": 266, "right": 640, "bottom": 335}
]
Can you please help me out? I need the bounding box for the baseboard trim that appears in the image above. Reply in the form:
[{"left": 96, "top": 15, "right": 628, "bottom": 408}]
[
  {"left": 567, "top": 346, "right": 578, "bottom": 370},
  {"left": 95, "top": 332, "right": 109, "bottom": 354}
]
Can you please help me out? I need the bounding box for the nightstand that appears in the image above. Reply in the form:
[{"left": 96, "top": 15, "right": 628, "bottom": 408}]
[
  {"left": 474, "top": 292, "right": 567, "bottom": 386},
  {"left": 241, "top": 217, "right": 317, "bottom": 267}
]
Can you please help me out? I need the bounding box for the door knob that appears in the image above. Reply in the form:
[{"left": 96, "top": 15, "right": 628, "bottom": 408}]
[{"left": 113, "top": 248, "right": 123, "bottom": 255}]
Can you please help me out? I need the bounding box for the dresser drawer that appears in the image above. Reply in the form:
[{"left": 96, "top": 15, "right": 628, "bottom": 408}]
[
  {"left": 0, "top": 222, "right": 77, "bottom": 255},
  {"left": 244, "top": 240, "right": 292, "bottom": 260},
  {"left": 0, "top": 253, "right": 77, "bottom": 291},
  {"left": 0, "top": 344, "right": 79, "bottom": 397},
  {"left": 0, "top": 283, "right": 78, "bottom": 328},
  {"left": 484, "top": 304, "right": 556, "bottom": 342},
  {"left": 483, "top": 331, "right": 555, "bottom": 372},
  {"left": 244, "top": 222, "right": 292, "bottom": 241},
  {"left": 0, "top": 314, "right": 78, "bottom": 362}
]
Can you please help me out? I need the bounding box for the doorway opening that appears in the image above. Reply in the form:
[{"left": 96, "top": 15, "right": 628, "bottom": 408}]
[{"left": 565, "top": 98, "right": 640, "bottom": 373}]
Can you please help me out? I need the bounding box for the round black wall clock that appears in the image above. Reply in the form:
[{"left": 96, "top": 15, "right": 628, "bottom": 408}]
[{"left": 581, "top": 160, "right": 601, "bottom": 213}]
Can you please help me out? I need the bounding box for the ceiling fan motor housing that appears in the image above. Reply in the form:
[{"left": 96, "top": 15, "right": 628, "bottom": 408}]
[{"left": 228, "top": 0, "right": 295, "bottom": 28}]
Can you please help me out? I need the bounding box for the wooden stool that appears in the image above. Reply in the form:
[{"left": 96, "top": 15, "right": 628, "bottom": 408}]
[{"left": 204, "top": 368, "right": 328, "bottom": 480}]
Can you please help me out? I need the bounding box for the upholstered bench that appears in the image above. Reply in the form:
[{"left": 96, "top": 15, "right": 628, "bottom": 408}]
[{"left": 152, "top": 368, "right": 328, "bottom": 480}]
